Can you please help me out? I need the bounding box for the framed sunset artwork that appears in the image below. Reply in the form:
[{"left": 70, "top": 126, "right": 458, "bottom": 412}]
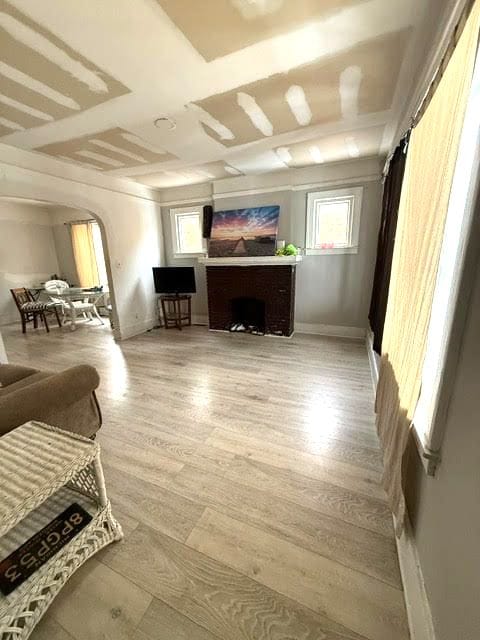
[{"left": 208, "top": 206, "right": 280, "bottom": 257}]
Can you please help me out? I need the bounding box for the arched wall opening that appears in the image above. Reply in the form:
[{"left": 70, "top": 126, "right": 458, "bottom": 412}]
[
  {"left": 0, "top": 192, "right": 120, "bottom": 338},
  {"left": 0, "top": 168, "right": 164, "bottom": 341}
]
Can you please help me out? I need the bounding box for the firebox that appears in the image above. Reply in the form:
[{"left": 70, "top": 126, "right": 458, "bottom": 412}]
[{"left": 230, "top": 297, "right": 265, "bottom": 334}]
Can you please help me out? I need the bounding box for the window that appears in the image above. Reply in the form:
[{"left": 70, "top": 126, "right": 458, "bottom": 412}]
[
  {"left": 170, "top": 207, "right": 206, "bottom": 257},
  {"left": 413, "top": 29, "right": 480, "bottom": 460},
  {"left": 305, "top": 186, "right": 363, "bottom": 254}
]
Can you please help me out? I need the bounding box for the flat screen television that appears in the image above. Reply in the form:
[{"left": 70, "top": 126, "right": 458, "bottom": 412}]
[{"left": 152, "top": 267, "right": 196, "bottom": 294}]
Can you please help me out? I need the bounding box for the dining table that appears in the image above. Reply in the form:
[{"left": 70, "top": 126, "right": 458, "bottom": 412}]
[{"left": 29, "top": 286, "right": 109, "bottom": 330}]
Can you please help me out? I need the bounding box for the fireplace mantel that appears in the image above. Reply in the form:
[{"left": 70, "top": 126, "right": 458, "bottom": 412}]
[{"left": 198, "top": 255, "right": 302, "bottom": 267}]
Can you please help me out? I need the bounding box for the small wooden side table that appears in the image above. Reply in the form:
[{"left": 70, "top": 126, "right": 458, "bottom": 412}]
[
  {"left": 0, "top": 421, "right": 123, "bottom": 639},
  {"left": 160, "top": 294, "right": 191, "bottom": 330}
]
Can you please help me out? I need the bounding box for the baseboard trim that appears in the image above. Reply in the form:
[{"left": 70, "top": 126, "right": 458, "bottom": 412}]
[
  {"left": 0, "top": 316, "right": 17, "bottom": 327},
  {"left": 367, "top": 332, "right": 435, "bottom": 639},
  {"left": 394, "top": 514, "right": 436, "bottom": 640},
  {"left": 192, "top": 314, "right": 208, "bottom": 326},
  {"left": 181, "top": 318, "right": 364, "bottom": 338},
  {"left": 119, "top": 317, "right": 157, "bottom": 340},
  {"left": 295, "top": 322, "right": 365, "bottom": 339}
]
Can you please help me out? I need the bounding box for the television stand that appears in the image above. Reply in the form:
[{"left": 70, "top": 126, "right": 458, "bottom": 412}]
[{"left": 160, "top": 294, "right": 191, "bottom": 330}]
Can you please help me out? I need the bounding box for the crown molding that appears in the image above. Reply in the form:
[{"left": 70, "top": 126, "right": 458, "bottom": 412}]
[
  {"left": 211, "top": 173, "right": 381, "bottom": 200},
  {"left": 388, "top": 0, "right": 467, "bottom": 155},
  {"left": 0, "top": 143, "right": 163, "bottom": 205},
  {"left": 160, "top": 197, "right": 213, "bottom": 207}
]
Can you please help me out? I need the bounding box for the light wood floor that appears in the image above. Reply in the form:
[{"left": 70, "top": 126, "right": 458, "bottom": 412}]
[{"left": 2, "top": 323, "right": 409, "bottom": 640}]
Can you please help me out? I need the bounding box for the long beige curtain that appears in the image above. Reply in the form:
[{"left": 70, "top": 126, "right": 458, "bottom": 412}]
[
  {"left": 71, "top": 223, "right": 99, "bottom": 288},
  {"left": 376, "top": 0, "right": 480, "bottom": 533}
]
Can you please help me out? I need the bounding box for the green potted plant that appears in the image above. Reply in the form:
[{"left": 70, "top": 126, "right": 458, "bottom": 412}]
[{"left": 276, "top": 243, "right": 298, "bottom": 256}]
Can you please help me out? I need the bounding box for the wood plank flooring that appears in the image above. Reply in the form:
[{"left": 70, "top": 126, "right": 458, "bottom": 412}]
[{"left": 1, "top": 323, "right": 409, "bottom": 640}]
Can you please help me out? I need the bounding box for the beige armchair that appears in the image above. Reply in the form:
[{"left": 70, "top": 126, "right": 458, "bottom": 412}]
[{"left": 0, "top": 363, "right": 102, "bottom": 438}]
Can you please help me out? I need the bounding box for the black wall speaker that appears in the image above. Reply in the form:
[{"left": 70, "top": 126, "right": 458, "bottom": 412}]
[{"left": 202, "top": 205, "right": 213, "bottom": 238}]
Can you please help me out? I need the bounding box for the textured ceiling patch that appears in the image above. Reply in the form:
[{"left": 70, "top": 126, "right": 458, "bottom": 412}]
[
  {"left": 35, "top": 128, "right": 176, "bottom": 170},
  {"left": 339, "top": 66, "right": 362, "bottom": 119},
  {"left": 276, "top": 125, "right": 385, "bottom": 167},
  {"left": 191, "top": 29, "right": 410, "bottom": 148},
  {"left": 135, "top": 161, "right": 243, "bottom": 187},
  {"left": 0, "top": 115, "right": 22, "bottom": 133},
  {"left": 0, "top": 0, "right": 129, "bottom": 135},
  {"left": 156, "top": 0, "right": 368, "bottom": 61},
  {"left": 285, "top": 85, "right": 312, "bottom": 126},
  {"left": 187, "top": 103, "right": 235, "bottom": 141},
  {"left": 237, "top": 92, "right": 273, "bottom": 136}
]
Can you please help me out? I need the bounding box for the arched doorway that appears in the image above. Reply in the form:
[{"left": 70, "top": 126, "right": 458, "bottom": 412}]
[{"left": 0, "top": 195, "right": 119, "bottom": 338}]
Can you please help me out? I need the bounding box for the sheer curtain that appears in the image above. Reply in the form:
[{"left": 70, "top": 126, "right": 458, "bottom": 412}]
[
  {"left": 71, "top": 223, "right": 99, "bottom": 288},
  {"left": 91, "top": 222, "right": 109, "bottom": 288},
  {"left": 375, "top": 0, "right": 480, "bottom": 532}
]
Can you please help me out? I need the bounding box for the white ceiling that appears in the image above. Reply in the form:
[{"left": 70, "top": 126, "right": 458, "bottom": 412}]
[{"left": 0, "top": 0, "right": 444, "bottom": 189}]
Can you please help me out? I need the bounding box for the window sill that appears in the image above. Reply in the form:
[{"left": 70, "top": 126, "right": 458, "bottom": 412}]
[
  {"left": 367, "top": 328, "right": 440, "bottom": 477},
  {"left": 173, "top": 252, "right": 207, "bottom": 259},
  {"left": 411, "top": 423, "right": 441, "bottom": 476},
  {"left": 306, "top": 246, "right": 359, "bottom": 256}
]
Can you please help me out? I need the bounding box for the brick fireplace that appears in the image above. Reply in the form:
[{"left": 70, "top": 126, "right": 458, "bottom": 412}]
[{"left": 203, "top": 259, "right": 299, "bottom": 336}]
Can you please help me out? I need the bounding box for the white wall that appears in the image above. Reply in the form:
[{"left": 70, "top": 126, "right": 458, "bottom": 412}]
[
  {"left": 160, "top": 157, "right": 383, "bottom": 333},
  {"left": 161, "top": 201, "right": 209, "bottom": 322},
  {"left": 0, "top": 329, "right": 7, "bottom": 363},
  {"left": 0, "top": 144, "right": 164, "bottom": 339},
  {"left": 405, "top": 255, "right": 480, "bottom": 640},
  {"left": 292, "top": 181, "right": 382, "bottom": 330},
  {"left": 0, "top": 202, "right": 59, "bottom": 325}
]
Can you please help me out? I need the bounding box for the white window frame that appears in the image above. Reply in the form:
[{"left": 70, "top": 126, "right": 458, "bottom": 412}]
[
  {"left": 170, "top": 206, "right": 207, "bottom": 258},
  {"left": 305, "top": 186, "right": 363, "bottom": 255}
]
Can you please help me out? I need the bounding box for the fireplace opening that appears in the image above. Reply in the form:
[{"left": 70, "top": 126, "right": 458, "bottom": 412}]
[{"left": 229, "top": 297, "right": 265, "bottom": 335}]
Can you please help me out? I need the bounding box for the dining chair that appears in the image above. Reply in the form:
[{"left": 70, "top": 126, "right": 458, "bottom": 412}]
[{"left": 10, "top": 288, "right": 62, "bottom": 334}]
